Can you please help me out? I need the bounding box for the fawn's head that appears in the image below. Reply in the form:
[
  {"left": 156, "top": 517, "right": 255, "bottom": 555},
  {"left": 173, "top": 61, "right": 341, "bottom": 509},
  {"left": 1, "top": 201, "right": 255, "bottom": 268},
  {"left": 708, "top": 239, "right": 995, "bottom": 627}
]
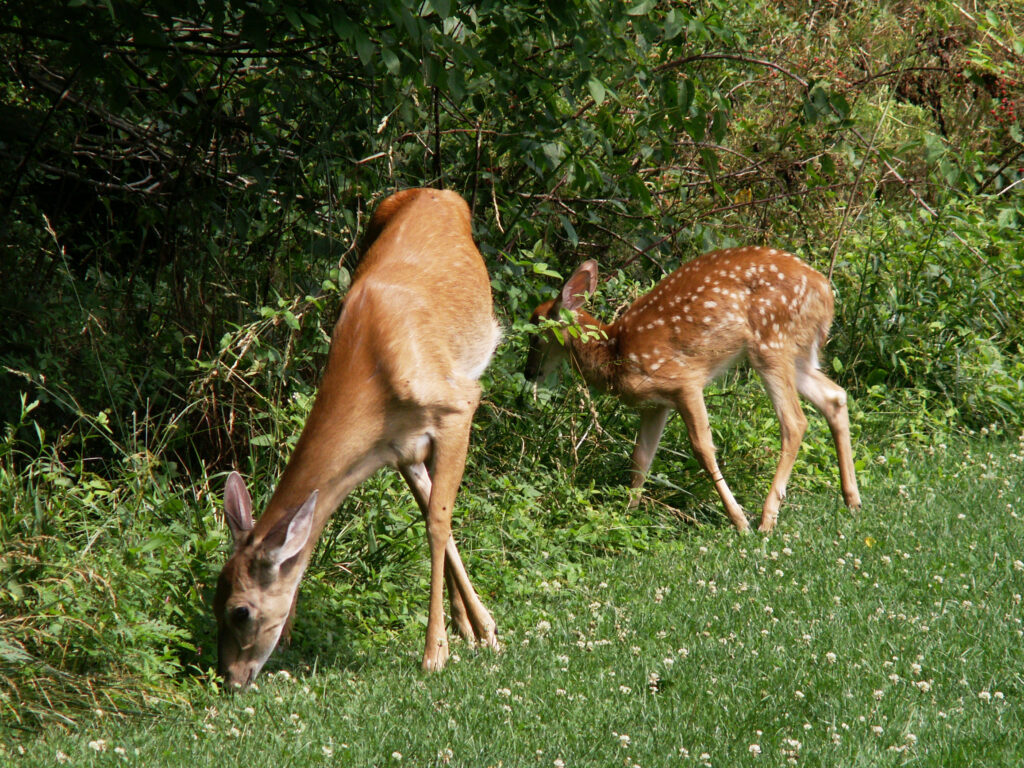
[{"left": 525, "top": 260, "right": 599, "bottom": 381}]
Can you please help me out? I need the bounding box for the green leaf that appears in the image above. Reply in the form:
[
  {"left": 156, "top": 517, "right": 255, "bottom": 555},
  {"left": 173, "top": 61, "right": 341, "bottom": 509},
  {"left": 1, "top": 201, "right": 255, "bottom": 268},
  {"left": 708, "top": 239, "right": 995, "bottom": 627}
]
[
  {"left": 283, "top": 5, "right": 303, "bottom": 31},
  {"left": 996, "top": 206, "right": 1017, "bottom": 230},
  {"left": 429, "top": 0, "right": 451, "bottom": 18},
  {"left": 558, "top": 215, "right": 579, "bottom": 247},
  {"left": 587, "top": 77, "right": 606, "bottom": 106},
  {"left": 331, "top": 9, "right": 355, "bottom": 39},
  {"left": 710, "top": 108, "right": 727, "bottom": 143},
  {"left": 678, "top": 78, "right": 694, "bottom": 114},
  {"left": 381, "top": 46, "right": 401, "bottom": 75},
  {"left": 531, "top": 262, "right": 562, "bottom": 279},
  {"left": 626, "top": 0, "right": 656, "bottom": 16},
  {"left": 663, "top": 8, "right": 685, "bottom": 40},
  {"left": 355, "top": 31, "right": 375, "bottom": 67}
]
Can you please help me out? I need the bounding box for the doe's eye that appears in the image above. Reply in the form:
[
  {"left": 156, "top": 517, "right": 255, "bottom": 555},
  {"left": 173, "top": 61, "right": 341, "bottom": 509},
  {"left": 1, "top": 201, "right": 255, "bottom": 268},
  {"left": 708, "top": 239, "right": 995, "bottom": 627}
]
[{"left": 230, "top": 605, "right": 251, "bottom": 626}]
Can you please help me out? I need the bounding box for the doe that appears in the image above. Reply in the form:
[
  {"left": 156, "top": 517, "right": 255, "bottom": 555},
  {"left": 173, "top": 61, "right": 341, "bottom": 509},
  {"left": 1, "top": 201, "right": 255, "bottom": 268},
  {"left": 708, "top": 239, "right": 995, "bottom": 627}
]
[
  {"left": 213, "top": 188, "right": 501, "bottom": 688},
  {"left": 525, "top": 247, "right": 861, "bottom": 532}
]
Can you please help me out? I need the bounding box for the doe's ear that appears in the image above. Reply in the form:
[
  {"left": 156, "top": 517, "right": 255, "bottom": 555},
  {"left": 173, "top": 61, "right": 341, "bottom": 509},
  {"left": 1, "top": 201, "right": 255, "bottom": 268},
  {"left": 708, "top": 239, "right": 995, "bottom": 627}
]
[
  {"left": 263, "top": 489, "right": 317, "bottom": 567},
  {"left": 224, "top": 471, "right": 254, "bottom": 549},
  {"left": 560, "top": 260, "right": 599, "bottom": 312}
]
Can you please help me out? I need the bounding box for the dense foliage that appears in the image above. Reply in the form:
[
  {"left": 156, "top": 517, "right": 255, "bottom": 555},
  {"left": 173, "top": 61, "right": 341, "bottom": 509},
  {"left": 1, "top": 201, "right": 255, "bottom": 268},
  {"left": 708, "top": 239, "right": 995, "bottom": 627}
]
[{"left": 1, "top": 0, "right": 1021, "bottom": 730}]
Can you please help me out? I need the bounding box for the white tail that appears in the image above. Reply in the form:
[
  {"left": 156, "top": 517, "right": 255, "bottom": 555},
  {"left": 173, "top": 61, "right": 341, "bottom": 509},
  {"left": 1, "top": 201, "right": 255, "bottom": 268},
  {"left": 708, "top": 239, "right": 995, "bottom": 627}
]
[
  {"left": 214, "top": 188, "right": 501, "bottom": 687},
  {"left": 526, "top": 246, "right": 861, "bottom": 532}
]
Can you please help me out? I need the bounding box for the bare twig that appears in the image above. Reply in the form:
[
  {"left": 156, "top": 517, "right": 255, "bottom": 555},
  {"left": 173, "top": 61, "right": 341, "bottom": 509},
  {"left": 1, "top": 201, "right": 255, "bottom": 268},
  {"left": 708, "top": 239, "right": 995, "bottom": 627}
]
[{"left": 656, "top": 52, "right": 810, "bottom": 88}]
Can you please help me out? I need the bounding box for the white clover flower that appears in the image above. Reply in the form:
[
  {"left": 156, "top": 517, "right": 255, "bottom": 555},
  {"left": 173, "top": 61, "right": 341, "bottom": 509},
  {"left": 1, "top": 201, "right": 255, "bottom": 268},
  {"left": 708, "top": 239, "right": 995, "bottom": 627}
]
[
  {"left": 391, "top": 751, "right": 403, "bottom": 760},
  {"left": 322, "top": 746, "right": 334, "bottom": 758},
  {"left": 497, "top": 687, "right": 511, "bottom": 698},
  {"left": 794, "top": 690, "right": 805, "bottom": 700},
  {"left": 915, "top": 680, "right": 932, "bottom": 692},
  {"left": 554, "top": 759, "right": 565, "bottom": 768},
  {"left": 619, "top": 685, "right": 632, "bottom": 694},
  {"left": 56, "top": 752, "right": 70, "bottom": 764},
  {"left": 979, "top": 691, "right": 992, "bottom": 701},
  {"left": 88, "top": 740, "right": 107, "bottom": 752},
  {"left": 825, "top": 652, "right": 837, "bottom": 664},
  {"left": 871, "top": 725, "right": 884, "bottom": 736},
  {"left": 749, "top": 743, "right": 762, "bottom": 756},
  {"left": 618, "top": 733, "right": 631, "bottom": 747},
  {"left": 873, "top": 689, "right": 884, "bottom": 701}
]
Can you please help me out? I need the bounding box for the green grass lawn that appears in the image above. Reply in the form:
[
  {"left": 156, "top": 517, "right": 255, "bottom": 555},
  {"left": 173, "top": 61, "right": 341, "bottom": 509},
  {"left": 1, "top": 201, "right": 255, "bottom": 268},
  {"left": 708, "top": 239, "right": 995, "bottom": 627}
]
[{"left": 7, "top": 435, "right": 1024, "bottom": 767}]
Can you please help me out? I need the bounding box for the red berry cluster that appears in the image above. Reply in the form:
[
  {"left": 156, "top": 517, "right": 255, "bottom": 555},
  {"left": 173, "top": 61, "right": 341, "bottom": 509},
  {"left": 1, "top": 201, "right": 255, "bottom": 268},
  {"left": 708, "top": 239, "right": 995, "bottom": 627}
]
[{"left": 990, "top": 73, "right": 1020, "bottom": 126}]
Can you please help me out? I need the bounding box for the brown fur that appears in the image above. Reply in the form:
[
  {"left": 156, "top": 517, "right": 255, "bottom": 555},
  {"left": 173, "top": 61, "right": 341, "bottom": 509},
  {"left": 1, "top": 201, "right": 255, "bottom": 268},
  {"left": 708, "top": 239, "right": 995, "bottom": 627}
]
[
  {"left": 527, "top": 247, "right": 861, "bottom": 532},
  {"left": 215, "top": 189, "right": 501, "bottom": 687}
]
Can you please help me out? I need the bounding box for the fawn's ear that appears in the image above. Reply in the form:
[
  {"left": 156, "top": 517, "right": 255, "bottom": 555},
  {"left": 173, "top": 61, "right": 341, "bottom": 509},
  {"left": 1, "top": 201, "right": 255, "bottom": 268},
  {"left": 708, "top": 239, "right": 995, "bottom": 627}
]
[
  {"left": 224, "top": 472, "right": 254, "bottom": 549},
  {"left": 560, "top": 260, "right": 598, "bottom": 312}
]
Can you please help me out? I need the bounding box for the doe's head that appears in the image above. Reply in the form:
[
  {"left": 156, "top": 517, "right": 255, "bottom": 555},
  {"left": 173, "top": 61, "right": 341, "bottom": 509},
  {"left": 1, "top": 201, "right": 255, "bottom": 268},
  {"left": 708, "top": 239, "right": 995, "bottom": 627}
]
[{"left": 213, "top": 472, "right": 316, "bottom": 690}]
